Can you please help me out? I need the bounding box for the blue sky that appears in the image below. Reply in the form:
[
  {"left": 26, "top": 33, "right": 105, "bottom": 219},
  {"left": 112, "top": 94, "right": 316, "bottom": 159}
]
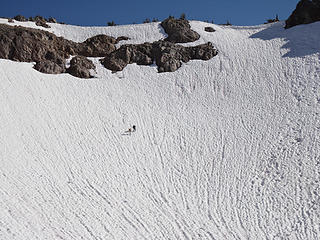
[{"left": 1, "top": 0, "right": 298, "bottom": 26}]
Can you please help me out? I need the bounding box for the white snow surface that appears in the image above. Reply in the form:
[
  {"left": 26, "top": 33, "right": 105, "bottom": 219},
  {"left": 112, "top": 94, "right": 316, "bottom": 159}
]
[{"left": 0, "top": 19, "right": 320, "bottom": 239}]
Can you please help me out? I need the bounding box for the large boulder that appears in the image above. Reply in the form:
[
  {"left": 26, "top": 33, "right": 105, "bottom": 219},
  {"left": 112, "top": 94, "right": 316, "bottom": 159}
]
[
  {"left": 152, "top": 41, "right": 189, "bottom": 72},
  {"left": 161, "top": 17, "right": 200, "bottom": 43},
  {"left": 187, "top": 42, "right": 218, "bottom": 60},
  {"left": 204, "top": 27, "right": 215, "bottom": 32},
  {"left": 67, "top": 56, "right": 95, "bottom": 78},
  {"left": 34, "top": 60, "right": 65, "bottom": 74},
  {"left": 78, "top": 35, "right": 117, "bottom": 57},
  {"left": 285, "top": 0, "right": 320, "bottom": 29},
  {"left": 33, "top": 48, "right": 67, "bottom": 74},
  {"left": 100, "top": 43, "right": 153, "bottom": 71}
]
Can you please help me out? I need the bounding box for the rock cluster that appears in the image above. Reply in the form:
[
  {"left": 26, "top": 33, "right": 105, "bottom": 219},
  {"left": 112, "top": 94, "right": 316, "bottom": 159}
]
[
  {"left": 13, "top": 15, "right": 27, "bottom": 22},
  {"left": 0, "top": 16, "right": 218, "bottom": 77},
  {"left": 160, "top": 17, "right": 200, "bottom": 43},
  {"left": 35, "top": 16, "right": 51, "bottom": 28},
  {"left": 12, "top": 15, "right": 59, "bottom": 27},
  {"left": 285, "top": 0, "right": 320, "bottom": 29},
  {"left": 101, "top": 41, "right": 218, "bottom": 73},
  {"left": 0, "top": 24, "right": 128, "bottom": 78},
  {"left": 100, "top": 17, "right": 217, "bottom": 73}
]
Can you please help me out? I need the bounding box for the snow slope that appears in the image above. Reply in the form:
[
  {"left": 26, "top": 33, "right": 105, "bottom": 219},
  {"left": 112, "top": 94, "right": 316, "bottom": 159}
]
[{"left": 0, "top": 19, "right": 320, "bottom": 239}]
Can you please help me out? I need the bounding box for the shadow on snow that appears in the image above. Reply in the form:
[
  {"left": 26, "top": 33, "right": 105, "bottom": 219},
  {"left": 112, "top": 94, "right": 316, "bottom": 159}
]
[{"left": 250, "top": 21, "right": 320, "bottom": 58}]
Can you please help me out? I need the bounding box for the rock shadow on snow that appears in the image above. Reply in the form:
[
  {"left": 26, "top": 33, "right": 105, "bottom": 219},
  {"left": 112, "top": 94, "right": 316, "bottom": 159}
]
[{"left": 250, "top": 21, "right": 320, "bottom": 58}]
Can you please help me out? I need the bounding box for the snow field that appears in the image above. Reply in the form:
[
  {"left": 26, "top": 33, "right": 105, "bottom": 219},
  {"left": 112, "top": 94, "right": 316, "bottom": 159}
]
[{"left": 0, "top": 19, "right": 320, "bottom": 239}]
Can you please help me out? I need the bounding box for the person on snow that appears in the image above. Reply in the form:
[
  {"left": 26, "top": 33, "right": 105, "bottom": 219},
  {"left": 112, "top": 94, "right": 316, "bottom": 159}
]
[{"left": 125, "top": 125, "right": 136, "bottom": 135}]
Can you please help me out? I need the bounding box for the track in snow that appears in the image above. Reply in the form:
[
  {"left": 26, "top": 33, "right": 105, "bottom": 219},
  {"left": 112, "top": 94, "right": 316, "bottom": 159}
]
[{"left": 0, "top": 19, "right": 320, "bottom": 239}]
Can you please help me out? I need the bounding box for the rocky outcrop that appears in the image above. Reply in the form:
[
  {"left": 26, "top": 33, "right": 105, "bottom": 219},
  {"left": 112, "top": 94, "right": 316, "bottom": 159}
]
[
  {"left": 0, "top": 24, "right": 72, "bottom": 64},
  {"left": 67, "top": 56, "right": 95, "bottom": 78},
  {"left": 0, "top": 23, "right": 129, "bottom": 77},
  {"left": 285, "top": 0, "right": 320, "bottom": 29},
  {"left": 13, "top": 15, "right": 27, "bottom": 22},
  {"left": 48, "top": 17, "right": 57, "bottom": 23},
  {"left": 77, "top": 35, "right": 117, "bottom": 57},
  {"left": 35, "top": 19, "right": 51, "bottom": 28},
  {"left": 0, "top": 21, "right": 216, "bottom": 76},
  {"left": 153, "top": 41, "right": 217, "bottom": 72},
  {"left": 161, "top": 17, "right": 200, "bottom": 43},
  {"left": 204, "top": 27, "right": 215, "bottom": 32},
  {"left": 100, "top": 40, "right": 218, "bottom": 73},
  {"left": 100, "top": 43, "right": 153, "bottom": 71}
]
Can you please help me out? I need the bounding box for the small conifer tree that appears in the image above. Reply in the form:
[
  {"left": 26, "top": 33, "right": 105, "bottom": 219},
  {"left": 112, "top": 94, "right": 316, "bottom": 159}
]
[
  {"left": 107, "top": 21, "right": 116, "bottom": 26},
  {"left": 180, "top": 13, "right": 186, "bottom": 20}
]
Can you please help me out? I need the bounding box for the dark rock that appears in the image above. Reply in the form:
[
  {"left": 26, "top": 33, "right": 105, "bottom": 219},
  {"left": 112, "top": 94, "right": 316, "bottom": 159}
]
[
  {"left": 161, "top": 17, "right": 200, "bottom": 43},
  {"left": 78, "top": 34, "right": 117, "bottom": 57},
  {"left": 204, "top": 27, "right": 215, "bottom": 32},
  {"left": 116, "top": 36, "right": 130, "bottom": 43},
  {"left": 0, "top": 23, "right": 77, "bottom": 77},
  {"left": 29, "top": 17, "right": 35, "bottom": 21},
  {"left": 13, "top": 15, "right": 27, "bottom": 22},
  {"left": 48, "top": 17, "right": 57, "bottom": 23},
  {"left": 100, "top": 43, "right": 153, "bottom": 71},
  {"left": 152, "top": 41, "right": 189, "bottom": 72},
  {"left": 34, "top": 60, "right": 65, "bottom": 74},
  {"left": 264, "top": 15, "right": 279, "bottom": 24},
  {"left": 0, "top": 22, "right": 217, "bottom": 76},
  {"left": 0, "top": 24, "right": 73, "bottom": 63},
  {"left": 67, "top": 56, "right": 95, "bottom": 78},
  {"left": 285, "top": 0, "right": 320, "bottom": 29},
  {"left": 36, "top": 19, "right": 51, "bottom": 28},
  {"left": 152, "top": 41, "right": 217, "bottom": 72},
  {"left": 101, "top": 40, "right": 218, "bottom": 73},
  {"left": 8, "top": 18, "right": 14, "bottom": 23},
  {"left": 34, "top": 16, "right": 47, "bottom": 22},
  {"left": 187, "top": 42, "right": 218, "bottom": 60}
]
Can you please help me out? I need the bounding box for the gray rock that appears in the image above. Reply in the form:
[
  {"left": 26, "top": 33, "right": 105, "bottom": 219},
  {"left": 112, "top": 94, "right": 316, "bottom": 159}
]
[
  {"left": 285, "top": 0, "right": 320, "bottom": 29},
  {"left": 161, "top": 17, "right": 200, "bottom": 43},
  {"left": 205, "top": 27, "right": 215, "bottom": 32},
  {"left": 67, "top": 56, "right": 95, "bottom": 78}
]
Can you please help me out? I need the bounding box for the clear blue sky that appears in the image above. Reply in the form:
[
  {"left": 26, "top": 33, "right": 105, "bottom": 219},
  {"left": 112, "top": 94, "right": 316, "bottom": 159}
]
[{"left": 1, "top": 0, "right": 298, "bottom": 26}]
